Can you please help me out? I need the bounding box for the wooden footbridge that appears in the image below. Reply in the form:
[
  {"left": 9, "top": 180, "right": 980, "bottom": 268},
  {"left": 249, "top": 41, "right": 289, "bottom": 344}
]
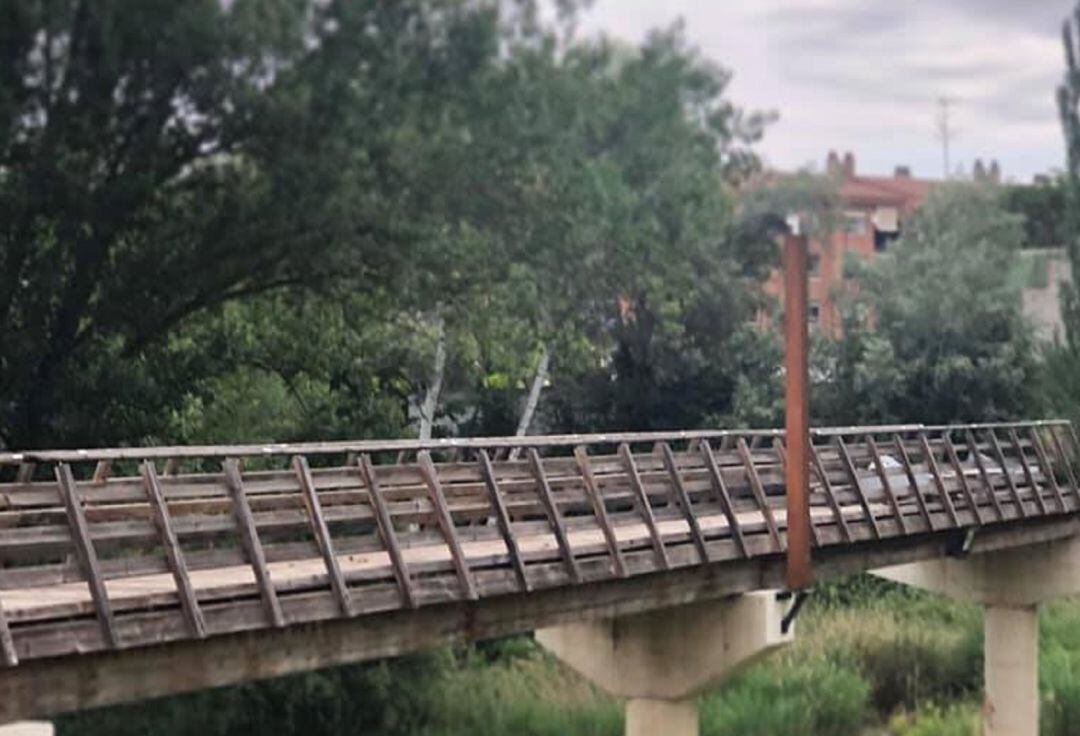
[{"left": 0, "top": 419, "right": 1077, "bottom": 724}]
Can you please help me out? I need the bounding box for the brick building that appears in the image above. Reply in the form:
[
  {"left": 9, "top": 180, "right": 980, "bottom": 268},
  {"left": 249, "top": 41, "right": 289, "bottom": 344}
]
[{"left": 762, "top": 151, "right": 933, "bottom": 335}]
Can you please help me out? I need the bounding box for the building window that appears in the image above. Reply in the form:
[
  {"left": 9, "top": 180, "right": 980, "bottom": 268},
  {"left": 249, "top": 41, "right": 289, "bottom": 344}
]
[
  {"left": 808, "top": 301, "right": 821, "bottom": 323},
  {"left": 842, "top": 211, "right": 866, "bottom": 235},
  {"left": 808, "top": 252, "right": 821, "bottom": 276}
]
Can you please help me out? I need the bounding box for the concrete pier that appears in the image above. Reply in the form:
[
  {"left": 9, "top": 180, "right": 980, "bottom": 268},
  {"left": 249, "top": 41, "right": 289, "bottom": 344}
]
[{"left": 536, "top": 591, "right": 792, "bottom": 736}]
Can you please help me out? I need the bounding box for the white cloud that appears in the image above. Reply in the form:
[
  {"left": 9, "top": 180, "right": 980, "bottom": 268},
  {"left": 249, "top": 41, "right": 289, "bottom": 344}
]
[{"left": 578, "top": 0, "right": 1073, "bottom": 181}]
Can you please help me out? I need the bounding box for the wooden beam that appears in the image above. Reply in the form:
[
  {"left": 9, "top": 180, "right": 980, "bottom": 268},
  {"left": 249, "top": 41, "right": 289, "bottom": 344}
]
[
  {"left": 967, "top": 430, "right": 1005, "bottom": 522},
  {"left": 942, "top": 435, "right": 983, "bottom": 526},
  {"left": 0, "top": 598, "right": 16, "bottom": 667},
  {"left": 477, "top": 450, "right": 530, "bottom": 592},
  {"left": 1050, "top": 426, "right": 1080, "bottom": 505},
  {"left": 701, "top": 440, "right": 751, "bottom": 555},
  {"left": 55, "top": 463, "right": 119, "bottom": 649},
  {"left": 417, "top": 451, "right": 478, "bottom": 600},
  {"left": 918, "top": 433, "right": 959, "bottom": 528},
  {"left": 736, "top": 438, "right": 782, "bottom": 551},
  {"left": 893, "top": 437, "right": 936, "bottom": 532},
  {"left": 659, "top": 442, "right": 711, "bottom": 564},
  {"left": 837, "top": 437, "right": 882, "bottom": 538},
  {"left": 617, "top": 444, "right": 669, "bottom": 569},
  {"left": 809, "top": 442, "right": 852, "bottom": 543},
  {"left": 574, "top": 446, "right": 627, "bottom": 578},
  {"left": 1008, "top": 428, "right": 1047, "bottom": 515},
  {"left": 987, "top": 430, "right": 1028, "bottom": 518},
  {"left": 357, "top": 455, "right": 416, "bottom": 608},
  {"left": 292, "top": 455, "right": 353, "bottom": 616},
  {"left": 526, "top": 449, "right": 582, "bottom": 584},
  {"left": 866, "top": 434, "right": 909, "bottom": 534},
  {"left": 223, "top": 460, "right": 286, "bottom": 627},
  {"left": 141, "top": 461, "right": 207, "bottom": 638},
  {"left": 1028, "top": 427, "right": 1065, "bottom": 513}
]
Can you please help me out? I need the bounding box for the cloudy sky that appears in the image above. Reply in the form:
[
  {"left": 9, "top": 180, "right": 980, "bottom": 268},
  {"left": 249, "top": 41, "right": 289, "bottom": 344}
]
[{"left": 579, "top": 0, "right": 1072, "bottom": 182}]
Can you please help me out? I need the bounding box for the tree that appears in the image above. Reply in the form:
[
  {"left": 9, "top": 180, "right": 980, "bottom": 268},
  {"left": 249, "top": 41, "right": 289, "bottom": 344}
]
[
  {"left": 816, "top": 184, "right": 1036, "bottom": 425},
  {"left": 0, "top": 0, "right": 504, "bottom": 448}
]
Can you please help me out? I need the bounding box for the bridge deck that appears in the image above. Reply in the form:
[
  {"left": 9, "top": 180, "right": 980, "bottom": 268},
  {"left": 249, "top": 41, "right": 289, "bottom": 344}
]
[{"left": 0, "top": 420, "right": 1076, "bottom": 720}]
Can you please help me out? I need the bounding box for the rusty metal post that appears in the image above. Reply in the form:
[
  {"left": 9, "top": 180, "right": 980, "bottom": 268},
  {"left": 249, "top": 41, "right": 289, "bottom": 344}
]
[{"left": 782, "top": 229, "right": 812, "bottom": 589}]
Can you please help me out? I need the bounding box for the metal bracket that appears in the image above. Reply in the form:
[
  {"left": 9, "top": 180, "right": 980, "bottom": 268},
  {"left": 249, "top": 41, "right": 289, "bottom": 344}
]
[{"left": 777, "top": 590, "right": 809, "bottom": 634}]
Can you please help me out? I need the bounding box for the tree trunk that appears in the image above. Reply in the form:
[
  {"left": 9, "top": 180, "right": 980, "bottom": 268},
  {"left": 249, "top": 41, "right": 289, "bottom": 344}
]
[
  {"left": 508, "top": 343, "right": 551, "bottom": 460},
  {"left": 418, "top": 316, "right": 447, "bottom": 441}
]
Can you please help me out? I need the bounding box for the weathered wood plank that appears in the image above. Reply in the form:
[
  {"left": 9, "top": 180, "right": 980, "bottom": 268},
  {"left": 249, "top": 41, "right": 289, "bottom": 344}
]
[
  {"left": 809, "top": 443, "right": 852, "bottom": 543},
  {"left": 477, "top": 450, "right": 530, "bottom": 592},
  {"left": 55, "top": 463, "right": 119, "bottom": 649},
  {"left": 223, "top": 460, "right": 286, "bottom": 627},
  {"left": 987, "top": 431, "right": 1028, "bottom": 518},
  {"left": 865, "top": 434, "right": 908, "bottom": 534},
  {"left": 967, "top": 430, "right": 1005, "bottom": 521},
  {"left": 357, "top": 455, "right": 416, "bottom": 609},
  {"left": 1008, "top": 428, "right": 1047, "bottom": 515},
  {"left": 659, "top": 442, "right": 711, "bottom": 564},
  {"left": 574, "top": 447, "right": 627, "bottom": 578},
  {"left": 417, "top": 452, "right": 478, "bottom": 600},
  {"left": 292, "top": 455, "right": 353, "bottom": 616},
  {"left": 1050, "top": 426, "right": 1080, "bottom": 506},
  {"left": 701, "top": 440, "right": 751, "bottom": 555},
  {"left": 918, "top": 433, "right": 959, "bottom": 529},
  {"left": 141, "top": 461, "right": 207, "bottom": 638},
  {"left": 836, "top": 437, "right": 882, "bottom": 538},
  {"left": 1028, "top": 427, "right": 1065, "bottom": 513},
  {"left": 736, "top": 438, "right": 781, "bottom": 551},
  {"left": 526, "top": 449, "right": 582, "bottom": 584},
  {"left": 617, "top": 444, "right": 670, "bottom": 569},
  {"left": 942, "top": 435, "right": 983, "bottom": 525},
  {"left": 893, "top": 437, "right": 936, "bottom": 532},
  {"left": 0, "top": 598, "right": 16, "bottom": 666}
]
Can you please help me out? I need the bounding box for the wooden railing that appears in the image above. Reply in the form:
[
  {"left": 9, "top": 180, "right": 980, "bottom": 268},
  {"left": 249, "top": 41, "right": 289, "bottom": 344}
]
[{"left": 0, "top": 420, "right": 1076, "bottom": 667}]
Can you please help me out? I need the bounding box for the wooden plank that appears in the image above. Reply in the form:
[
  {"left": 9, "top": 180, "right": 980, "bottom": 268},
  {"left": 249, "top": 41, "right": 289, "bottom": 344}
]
[
  {"left": 0, "top": 597, "right": 17, "bottom": 666},
  {"left": 141, "top": 461, "right": 207, "bottom": 638},
  {"left": 966, "top": 430, "right": 1005, "bottom": 521},
  {"left": 1028, "top": 427, "right": 1066, "bottom": 513},
  {"left": 918, "top": 433, "right": 959, "bottom": 528},
  {"left": 526, "top": 449, "right": 582, "bottom": 584},
  {"left": 701, "top": 440, "right": 752, "bottom": 554},
  {"left": 893, "top": 437, "right": 936, "bottom": 532},
  {"left": 866, "top": 434, "right": 909, "bottom": 534},
  {"left": 942, "top": 435, "right": 983, "bottom": 525},
  {"left": 55, "top": 463, "right": 119, "bottom": 649},
  {"left": 736, "top": 438, "right": 782, "bottom": 551},
  {"left": 417, "top": 451, "right": 478, "bottom": 600},
  {"left": 222, "top": 460, "right": 286, "bottom": 627},
  {"left": 836, "top": 437, "right": 881, "bottom": 538},
  {"left": 292, "top": 455, "right": 353, "bottom": 616},
  {"left": 809, "top": 443, "right": 852, "bottom": 543},
  {"left": 477, "top": 450, "right": 530, "bottom": 592},
  {"left": 659, "top": 442, "right": 711, "bottom": 564},
  {"left": 357, "top": 455, "right": 416, "bottom": 608},
  {"left": 1050, "top": 426, "right": 1080, "bottom": 506},
  {"left": 92, "top": 461, "right": 111, "bottom": 484},
  {"left": 987, "top": 430, "right": 1028, "bottom": 518},
  {"left": 574, "top": 446, "right": 627, "bottom": 578},
  {"left": 617, "top": 444, "right": 670, "bottom": 569},
  {"left": 773, "top": 438, "right": 821, "bottom": 547},
  {"left": 1008, "top": 428, "right": 1047, "bottom": 515},
  {"left": 15, "top": 463, "right": 34, "bottom": 484}
]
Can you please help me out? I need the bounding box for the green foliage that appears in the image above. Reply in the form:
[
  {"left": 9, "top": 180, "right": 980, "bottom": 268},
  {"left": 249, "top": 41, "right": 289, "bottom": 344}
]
[
  {"left": 1002, "top": 178, "right": 1069, "bottom": 248},
  {"left": 886, "top": 704, "right": 979, "bottom": 736},
  {"left": 818, "top": 184, "right": 1037, "bottom": 425},
  {"left": 701, "top": 661, "right": 870, "bottom": 736}
]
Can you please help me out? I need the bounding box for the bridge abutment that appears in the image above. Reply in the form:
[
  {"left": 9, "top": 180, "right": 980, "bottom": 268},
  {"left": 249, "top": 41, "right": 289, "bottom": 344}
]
[
  {"left": 876, "top": 536, "right": 1080, "bottom": 736},
  {"left": 535, "top": 591, "right": 792, "bottom": 736}
]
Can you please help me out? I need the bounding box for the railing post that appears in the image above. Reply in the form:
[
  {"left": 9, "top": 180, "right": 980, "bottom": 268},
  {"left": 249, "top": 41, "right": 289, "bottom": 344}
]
[{"left": 783, "top": 228, "right": 812, "bottom": 589}]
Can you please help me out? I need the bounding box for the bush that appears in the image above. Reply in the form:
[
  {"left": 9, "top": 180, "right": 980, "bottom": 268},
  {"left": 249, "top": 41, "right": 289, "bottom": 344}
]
[
  {"left": 701, "top": 660, "right": 869, "bottom": 736},
  {"left": 886, "top": 703, "right": 978, "bottom": 736}
]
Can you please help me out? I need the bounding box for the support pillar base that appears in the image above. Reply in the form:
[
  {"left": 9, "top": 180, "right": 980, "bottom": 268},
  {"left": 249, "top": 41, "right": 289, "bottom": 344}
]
[{"left": 626, "top": 697, "right": 697, "bottom": 736}]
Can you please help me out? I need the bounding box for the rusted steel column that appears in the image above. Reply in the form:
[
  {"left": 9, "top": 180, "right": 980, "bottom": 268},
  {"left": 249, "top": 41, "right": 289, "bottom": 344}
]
[{"left": 783, "top": 230, "right": 812, "bottom": 589}]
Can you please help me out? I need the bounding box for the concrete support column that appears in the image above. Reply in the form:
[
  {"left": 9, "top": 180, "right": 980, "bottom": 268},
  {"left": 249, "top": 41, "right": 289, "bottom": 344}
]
[
  {"left": 984, "top": 604, "right": 1038, "bottom": 736},
  {"left": 875, "top": 537, "right": 1080, "bottom": 736},
  {"left": 0, "top": 723, "right": 54, "bottom": 736},
  {"left": 626, "top": 698, "right": 697, "bottom": 736},
  {"left": 535, "top": 592, "right": 792, "bottom": 736}
]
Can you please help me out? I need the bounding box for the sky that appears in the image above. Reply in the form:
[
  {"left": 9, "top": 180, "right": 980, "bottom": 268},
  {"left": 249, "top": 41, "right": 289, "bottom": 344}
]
[{"left": 578, "top": 0, "right": 1073, "bottom": 182}]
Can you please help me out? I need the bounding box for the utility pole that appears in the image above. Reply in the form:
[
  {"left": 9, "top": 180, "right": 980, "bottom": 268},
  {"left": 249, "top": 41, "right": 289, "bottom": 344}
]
[{"left": 936, "top": 97, "right": 956, "bottom": 179}]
